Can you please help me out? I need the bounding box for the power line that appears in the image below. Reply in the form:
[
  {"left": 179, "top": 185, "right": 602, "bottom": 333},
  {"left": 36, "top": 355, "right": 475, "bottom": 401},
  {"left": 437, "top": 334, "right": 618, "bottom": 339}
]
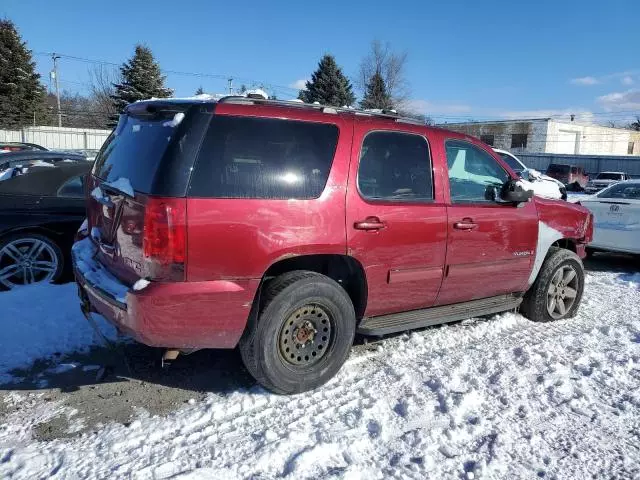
[{"left": 33, "top": 51, "right": 301, "bottom": 96}]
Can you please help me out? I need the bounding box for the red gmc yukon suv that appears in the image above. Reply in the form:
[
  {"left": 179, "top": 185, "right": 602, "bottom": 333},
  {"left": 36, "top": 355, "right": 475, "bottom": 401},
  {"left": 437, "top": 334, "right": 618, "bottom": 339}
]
[{"left": 73, "top": 97, "right": 593, "bottom": 394}]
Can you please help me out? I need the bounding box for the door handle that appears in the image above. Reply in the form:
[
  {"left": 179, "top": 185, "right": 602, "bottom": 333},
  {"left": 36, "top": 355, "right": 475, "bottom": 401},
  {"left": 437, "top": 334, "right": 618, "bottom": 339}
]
[
  {"left": 454, "top": 218, "right": 477, "bottom": 230},
  {"left": 354, "top": 217, "right": 386, "bottom": 231}
]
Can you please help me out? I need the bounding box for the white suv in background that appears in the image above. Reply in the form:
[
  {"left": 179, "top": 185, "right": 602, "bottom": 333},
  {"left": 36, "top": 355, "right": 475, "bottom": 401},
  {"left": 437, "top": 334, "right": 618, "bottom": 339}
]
[{"left": 493, "top": 149, "right": 567, "bottom": 200}]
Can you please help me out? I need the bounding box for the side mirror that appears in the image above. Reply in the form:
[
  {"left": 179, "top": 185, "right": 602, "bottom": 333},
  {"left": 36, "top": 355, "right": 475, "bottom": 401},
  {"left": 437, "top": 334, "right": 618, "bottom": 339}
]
[
  {"left": 486, "top": 180, "right": 533, "bottom": 204},
  {"left": 501, "top": 179, "right": 534, "bottom": 204}
]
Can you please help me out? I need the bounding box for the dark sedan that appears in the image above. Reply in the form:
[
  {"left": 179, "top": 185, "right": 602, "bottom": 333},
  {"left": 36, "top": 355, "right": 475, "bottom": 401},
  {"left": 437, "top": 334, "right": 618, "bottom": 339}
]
[
  {"left": 0, "top": 150, "right": 87, "bottom": 174},
  {"left": 0, "top": 142, "right": 48, "bottom": 153},
  {"left": 0, "top": 161, "right": 91, "bottom": 289}
]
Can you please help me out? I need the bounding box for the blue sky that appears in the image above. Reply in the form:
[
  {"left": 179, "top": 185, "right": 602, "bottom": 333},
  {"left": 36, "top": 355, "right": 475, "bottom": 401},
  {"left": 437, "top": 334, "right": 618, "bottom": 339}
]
[{"left": 3, "top": 0, "right": 639, "bottom": 123}]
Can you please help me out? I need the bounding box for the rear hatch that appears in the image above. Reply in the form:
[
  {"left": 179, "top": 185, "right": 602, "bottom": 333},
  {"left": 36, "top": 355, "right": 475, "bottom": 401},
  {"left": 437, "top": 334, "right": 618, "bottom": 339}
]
[{"left": 87, "top": 101, "right": 212, "bottom": 285}]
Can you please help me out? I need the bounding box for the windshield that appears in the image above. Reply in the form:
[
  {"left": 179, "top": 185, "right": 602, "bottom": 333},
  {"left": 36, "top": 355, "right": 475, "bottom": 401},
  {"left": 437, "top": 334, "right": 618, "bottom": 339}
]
[
  {"left": 498, "top": 152, "right": 524, "bottom": 173},
  {"left": 547, "top": 164, "right": 570, "bottom": 174},
  {"left": 92, "top": 111, "right": 183, "bottom": 194},
  {"left": 596, "top": 172, "right": 623, "bottom": 180}
]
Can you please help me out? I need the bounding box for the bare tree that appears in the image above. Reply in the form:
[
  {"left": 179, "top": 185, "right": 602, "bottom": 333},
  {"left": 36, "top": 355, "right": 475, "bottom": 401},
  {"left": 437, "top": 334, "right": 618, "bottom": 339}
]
[
  {"left": 358, "top": 40, "right": 410, "bottom": 109},
  {"left": 88, "top": 64, "right": 120, "bottom": 127}
]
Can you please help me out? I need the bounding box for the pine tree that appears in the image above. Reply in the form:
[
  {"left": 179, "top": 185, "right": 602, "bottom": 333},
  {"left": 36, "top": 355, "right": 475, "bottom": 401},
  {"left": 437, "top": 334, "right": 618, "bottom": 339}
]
[
  {"left": 195, "top": 86, "right": 205, "bottom": 95},
  {"left": 111, "top": 45, "right": 173, "bottom": 117},
  {"left": 360, "top": 70, "right": 393, "bottom": 110},
  {"left": 298, "top": 54, "right": 355, "bottom": 107},
  {"left": 0, "top": 20, "right": 49, "bottom": 129}
]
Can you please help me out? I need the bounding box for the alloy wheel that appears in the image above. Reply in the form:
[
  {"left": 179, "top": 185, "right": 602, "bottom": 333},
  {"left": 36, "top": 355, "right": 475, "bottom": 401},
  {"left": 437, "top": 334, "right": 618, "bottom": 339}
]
[
  {"left": 0, "top": 237, "right": 59, "bottom": 289},
  {"left": 546, "top": 265, "right": 579, "bottom": 319}
]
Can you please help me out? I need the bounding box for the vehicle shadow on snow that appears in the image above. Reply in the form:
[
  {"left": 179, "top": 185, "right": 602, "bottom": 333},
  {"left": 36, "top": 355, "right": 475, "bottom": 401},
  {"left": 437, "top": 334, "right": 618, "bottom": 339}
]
[
  {"left": 583, "top": 251, "right": 640, "bottom": 275},
  {"left": 2, "top": 342, "right": 256, "bottom": 395}
]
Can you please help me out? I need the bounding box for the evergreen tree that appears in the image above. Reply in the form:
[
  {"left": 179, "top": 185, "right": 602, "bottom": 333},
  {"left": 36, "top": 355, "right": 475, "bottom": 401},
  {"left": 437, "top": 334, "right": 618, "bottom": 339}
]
[
  {"left": 111, "top": 45, "right": 173, "bottom": 117},
  {"left": 195, "top": 86, "right": 205, "bottom": 95},
  {"left": 239, "top": 84, "right": 247, "bottom": 94},
  {"left": 360, "top": 70, "right": 393, "bottom": 110},
  {"left": 629, "top": 116, "right": 640, "bottom": 132},
  {"left": 0, "top": 20, "right": 49, "bottom": 129},
  {"left": 298, "top": 54, "right": 355, "bottom": 107}
]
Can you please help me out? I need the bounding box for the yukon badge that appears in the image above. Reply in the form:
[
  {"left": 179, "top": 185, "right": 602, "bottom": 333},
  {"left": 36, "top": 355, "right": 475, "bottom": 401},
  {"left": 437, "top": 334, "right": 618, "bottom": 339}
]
[{"left": 513, "top": 250, "right": 533, "bottom": 257}]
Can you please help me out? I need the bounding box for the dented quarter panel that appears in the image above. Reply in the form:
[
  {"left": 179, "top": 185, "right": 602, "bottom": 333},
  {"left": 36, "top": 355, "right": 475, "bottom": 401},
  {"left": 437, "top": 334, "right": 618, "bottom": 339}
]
[{"left": 534, "top": 197, "right": 592, "bottom": 241}]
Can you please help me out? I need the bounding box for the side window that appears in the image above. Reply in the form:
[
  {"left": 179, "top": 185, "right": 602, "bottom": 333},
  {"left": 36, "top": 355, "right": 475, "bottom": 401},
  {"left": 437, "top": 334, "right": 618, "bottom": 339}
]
[
  {"left": 190, "top": 116, "right": 339, "bottom": 199},
  {"left": 357, "top": 131, "right": 433, "bottom": 202},
  {"left": 599, "top": 183, "right": 640, "bottom": 200},
  {"left": 57, "top": 175, "right": 84, "bottom": 198},
  {"left": 445, "top": 140, "right": 509, "bottom": 203}
]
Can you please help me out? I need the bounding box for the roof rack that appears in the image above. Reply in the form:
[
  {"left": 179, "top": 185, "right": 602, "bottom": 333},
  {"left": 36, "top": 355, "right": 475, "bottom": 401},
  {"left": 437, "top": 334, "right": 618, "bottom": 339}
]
[{"left": 216, "top": 96, "right": 425, "bottom": 126}]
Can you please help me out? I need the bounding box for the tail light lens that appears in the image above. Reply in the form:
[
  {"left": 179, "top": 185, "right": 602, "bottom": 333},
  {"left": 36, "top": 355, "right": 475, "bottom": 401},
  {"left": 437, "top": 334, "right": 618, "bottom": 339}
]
[{"left": 143, "top": 197, "right": 186, "bottom": 275}]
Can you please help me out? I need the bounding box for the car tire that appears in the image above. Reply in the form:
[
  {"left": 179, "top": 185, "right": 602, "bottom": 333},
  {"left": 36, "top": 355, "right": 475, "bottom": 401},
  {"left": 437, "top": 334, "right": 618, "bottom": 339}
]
[
  {"left": 0, "top": 232, "right": 65, "bottom": 290},
  {"left": 520, "top": 247, "right": 584, "bottom": 322},
  {"left": 239, "top": 270, "right": 356, "bottom": 394}
]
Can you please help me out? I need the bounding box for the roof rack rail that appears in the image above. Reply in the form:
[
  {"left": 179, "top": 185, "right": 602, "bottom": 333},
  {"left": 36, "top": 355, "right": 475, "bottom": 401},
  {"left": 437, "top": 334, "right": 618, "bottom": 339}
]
[{"left": 216, "top": 96, "right": 426, "bottom": 125}]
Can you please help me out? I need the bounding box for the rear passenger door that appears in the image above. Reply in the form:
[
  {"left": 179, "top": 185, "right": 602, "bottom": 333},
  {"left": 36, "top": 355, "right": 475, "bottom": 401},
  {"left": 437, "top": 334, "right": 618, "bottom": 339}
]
[
  {"left": 346, "top": 124, "right": 447, "bottom": 317},
  {"left": 435, "top": 140, "right": 538, "bottom": 306}
]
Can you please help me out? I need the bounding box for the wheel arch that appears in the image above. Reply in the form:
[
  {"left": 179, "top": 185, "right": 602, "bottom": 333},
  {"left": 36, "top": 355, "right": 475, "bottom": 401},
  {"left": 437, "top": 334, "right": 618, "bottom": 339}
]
[{"left": 258, "top": 254, "right": 368, "bottom": 320}]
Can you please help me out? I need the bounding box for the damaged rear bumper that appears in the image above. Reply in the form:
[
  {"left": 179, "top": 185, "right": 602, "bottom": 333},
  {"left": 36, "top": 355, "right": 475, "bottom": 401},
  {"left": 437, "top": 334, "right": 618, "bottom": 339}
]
[{"left": 72, "top": 238, "right": 259, "bottom": 349}]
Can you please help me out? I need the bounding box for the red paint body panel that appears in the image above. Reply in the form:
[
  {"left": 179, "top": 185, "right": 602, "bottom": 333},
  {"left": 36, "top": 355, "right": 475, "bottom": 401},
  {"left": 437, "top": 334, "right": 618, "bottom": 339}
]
[
  {"left": 74, "top": 101, "right": 594, "bottom": 351},
  {"left": 79, "top": 276, "right": 258, "bottom": 348},
  {"left": 186, "top": 105, "right": 352, "bottom": 282},
  {"left": 436, "top": 201, "right": 538, "bottom": 305},
  {"left": 345, "top": 119, "right": 448, "bottom": 317},
  {"left": 535, "top": 196, "right": 593, "bottom": 251}
]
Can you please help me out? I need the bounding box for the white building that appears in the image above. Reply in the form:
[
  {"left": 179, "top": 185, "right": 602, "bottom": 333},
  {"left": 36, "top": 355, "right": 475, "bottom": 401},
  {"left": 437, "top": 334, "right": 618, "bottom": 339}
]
[{"left": 439, "top": 118, "right": 640, "bottom": 156}]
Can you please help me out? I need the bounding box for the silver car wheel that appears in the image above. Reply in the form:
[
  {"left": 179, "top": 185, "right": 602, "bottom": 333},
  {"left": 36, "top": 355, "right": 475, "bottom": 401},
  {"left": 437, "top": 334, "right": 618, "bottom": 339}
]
[{"left": 0, "top": 237, "right": 59, "bottom": 289}]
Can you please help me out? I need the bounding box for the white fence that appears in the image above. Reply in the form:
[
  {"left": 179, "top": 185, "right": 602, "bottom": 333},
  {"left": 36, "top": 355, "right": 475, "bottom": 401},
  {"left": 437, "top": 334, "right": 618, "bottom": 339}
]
[{"left": 0, "top": 126, "right": 111, "bottom": 151}]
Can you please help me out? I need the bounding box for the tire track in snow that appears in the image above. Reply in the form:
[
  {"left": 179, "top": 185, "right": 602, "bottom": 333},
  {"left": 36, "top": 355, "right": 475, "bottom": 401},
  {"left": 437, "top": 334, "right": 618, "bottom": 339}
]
[{"left": 1, "top": 270, "right": 640, "bottom": 479}]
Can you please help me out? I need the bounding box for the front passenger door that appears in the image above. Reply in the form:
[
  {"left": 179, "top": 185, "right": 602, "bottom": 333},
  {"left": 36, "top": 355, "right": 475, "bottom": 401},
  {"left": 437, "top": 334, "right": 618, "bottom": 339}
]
[{"left": 435, "top": 140, "right": 538, "bottom": 306}]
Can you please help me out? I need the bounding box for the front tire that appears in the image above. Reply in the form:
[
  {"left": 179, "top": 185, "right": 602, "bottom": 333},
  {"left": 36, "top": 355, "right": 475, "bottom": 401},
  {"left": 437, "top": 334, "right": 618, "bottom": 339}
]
[
  {"left": 521, "top": 247, "right": 584, "bottom": 322},
  {"left": 239, "top": 271, "right": 356, "bottom": 394}
]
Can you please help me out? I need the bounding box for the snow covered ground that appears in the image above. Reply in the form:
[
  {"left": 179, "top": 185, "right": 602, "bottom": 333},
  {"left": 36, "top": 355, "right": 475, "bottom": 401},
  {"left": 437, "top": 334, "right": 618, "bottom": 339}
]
[
  {"left": 1, "top": 266, "right": 640, "bottom": 479},
  {"left": 0, "top": 283, "right": 113, "bottom": 384}
]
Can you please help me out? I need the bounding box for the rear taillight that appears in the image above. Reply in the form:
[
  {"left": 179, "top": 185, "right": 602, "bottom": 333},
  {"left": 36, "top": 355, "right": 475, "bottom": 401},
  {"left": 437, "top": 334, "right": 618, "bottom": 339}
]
[{"left": 143, "top": 197, "right": 186, "bottom": 266}]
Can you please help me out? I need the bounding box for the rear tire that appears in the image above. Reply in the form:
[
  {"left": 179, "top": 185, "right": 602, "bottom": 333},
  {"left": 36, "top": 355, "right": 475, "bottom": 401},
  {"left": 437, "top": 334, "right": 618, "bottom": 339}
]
[
  {"left": 521, "top": 247, "right": 584, "bottom": 322},
  {"left": 239, "top": 270, "right": 356, "bottom": 394}
]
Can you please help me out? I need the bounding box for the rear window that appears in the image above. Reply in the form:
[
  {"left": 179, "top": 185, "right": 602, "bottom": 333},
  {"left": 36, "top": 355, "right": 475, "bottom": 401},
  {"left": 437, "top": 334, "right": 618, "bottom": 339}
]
[
  {"left": 93, "top": 114, "right": 179, "bottom": 194},
  {"left": 189, "top": 116, "right": 339, "bottom": 199},
  {"left": 596, "top": 172, "right": 623, "bottom": 180},
  {"left": 547, "top": 164, "right": 570, "bottom": 174}
]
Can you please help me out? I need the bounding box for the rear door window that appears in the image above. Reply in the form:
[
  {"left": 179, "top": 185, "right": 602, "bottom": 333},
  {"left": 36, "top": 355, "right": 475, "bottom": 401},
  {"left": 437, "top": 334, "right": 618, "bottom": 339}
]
[
  {"left": 189, "top": 116, "right": 339, "bottom": 199},
  {"left": 357, "top": 131, "right": 433, "bottom": 201}
]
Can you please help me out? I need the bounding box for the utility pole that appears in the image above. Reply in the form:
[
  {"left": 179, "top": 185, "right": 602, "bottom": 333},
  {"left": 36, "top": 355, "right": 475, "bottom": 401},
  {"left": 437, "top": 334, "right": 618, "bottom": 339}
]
[
  {"left": 227, "top": 77, "right": 233, "bottom": 95},
  {"left": 51, "top": 53, "right": 62, "bottom": 127}
]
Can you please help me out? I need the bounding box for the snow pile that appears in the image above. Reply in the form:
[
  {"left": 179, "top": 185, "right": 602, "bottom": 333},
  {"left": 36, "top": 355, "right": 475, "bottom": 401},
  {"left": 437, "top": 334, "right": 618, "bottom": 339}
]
[
  {"left": 162, "top": 112, "right": 185, "bottom": 128},
  {"left": 72, "top": 238, "right": 129, "bottom": 304},
  {"left": 1, "top": 270, "right": 640, "bottom": 478},
  {"left": 0, "top": 284, "right": 112, "bottom": 384}
]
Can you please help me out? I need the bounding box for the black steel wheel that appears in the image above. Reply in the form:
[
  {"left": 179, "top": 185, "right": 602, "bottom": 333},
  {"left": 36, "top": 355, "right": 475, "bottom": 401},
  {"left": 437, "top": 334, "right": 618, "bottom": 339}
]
[{"left": 239, "top": 271, "right": 356, "bottom": 394}]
